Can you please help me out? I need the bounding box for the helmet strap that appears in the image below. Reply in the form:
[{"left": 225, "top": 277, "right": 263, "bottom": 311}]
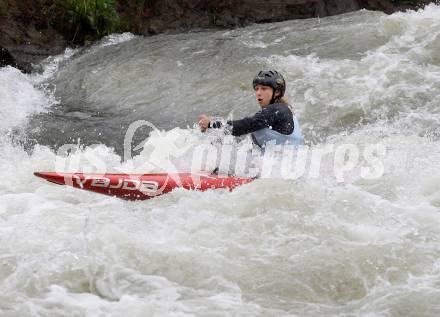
[{"left": 270, "top": 89, "right": 279, "bottom": 104}]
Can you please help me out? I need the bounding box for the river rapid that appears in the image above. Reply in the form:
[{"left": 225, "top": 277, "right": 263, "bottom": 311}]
[{"left": 1, "top": 5, "right": 440, "bottom": 316}]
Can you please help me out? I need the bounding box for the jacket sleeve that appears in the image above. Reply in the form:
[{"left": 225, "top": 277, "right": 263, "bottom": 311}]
[
  {"left": 208, "top": 105, "right": 289, "bottom": 136},
  {"left": 227, "top": 108, "right": 273, "bottom": 136}
]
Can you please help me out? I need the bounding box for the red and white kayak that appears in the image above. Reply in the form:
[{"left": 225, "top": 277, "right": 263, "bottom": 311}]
[{"left": 34, "top": 172, "right": 254, "bottom": 200}]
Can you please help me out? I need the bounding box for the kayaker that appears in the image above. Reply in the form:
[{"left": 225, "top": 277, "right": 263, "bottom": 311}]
[{"left": 198, "top": 70, "right": 303, "bottom": 149}]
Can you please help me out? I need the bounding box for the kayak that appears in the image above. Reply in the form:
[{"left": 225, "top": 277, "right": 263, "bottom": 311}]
[{"left": 34, "top": 172, "right": 254, "bottom": 200}]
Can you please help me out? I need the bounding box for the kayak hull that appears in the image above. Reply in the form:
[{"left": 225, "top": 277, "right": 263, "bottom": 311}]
[{"left": 34, "top": 172, "right": 254, "bottom": 200}]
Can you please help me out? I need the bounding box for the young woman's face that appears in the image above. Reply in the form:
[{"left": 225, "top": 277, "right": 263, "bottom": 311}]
[{"left": 254, "top": 84, "right": 276, "bottom": 107}]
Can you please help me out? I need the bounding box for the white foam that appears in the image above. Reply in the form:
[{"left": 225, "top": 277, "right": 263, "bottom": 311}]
[
  {"left": 100, "top": 32, "right": 137, "bottom": 47},
  {"left": 0, "top": 67, "right": 56, "bottom": 132}
]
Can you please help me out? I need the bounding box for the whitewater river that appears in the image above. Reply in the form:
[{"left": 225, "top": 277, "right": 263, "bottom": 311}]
[{"left": 1, "top": 4, "right": 440, "bottom": 316}]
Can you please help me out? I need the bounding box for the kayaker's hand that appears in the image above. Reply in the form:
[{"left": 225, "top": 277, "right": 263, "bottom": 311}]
[{"left": 198, "top": 115, "right": 212, "bottom": 132}]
